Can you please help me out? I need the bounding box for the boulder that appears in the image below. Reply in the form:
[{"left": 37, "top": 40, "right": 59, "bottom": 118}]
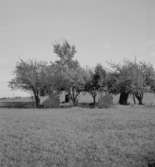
[
  {"left": 42, "top": 94, "right": 60, "bottom": 108},
  {"left": 98, "top": 94, "right": 113, "bottom": 108}
]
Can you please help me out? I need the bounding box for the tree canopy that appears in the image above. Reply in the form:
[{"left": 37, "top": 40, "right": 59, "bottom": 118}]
[
  {"left": 9, "top": 41, "right": 155, "bottom": 108},
  {"left": 9, "top": 60, "right": 47, "bottom": 107}
]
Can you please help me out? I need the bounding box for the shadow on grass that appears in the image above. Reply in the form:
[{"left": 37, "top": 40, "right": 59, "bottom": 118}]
[
  {"left": 1, "top": 101, "right": 153, "bottom": 110},
  {"left": 0, "top": 101, "right": 98, "bottom": 109}
]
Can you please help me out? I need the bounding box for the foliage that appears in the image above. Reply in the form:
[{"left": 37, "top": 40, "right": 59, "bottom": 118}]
[
  {"left": 9, "top": 59, "right": 47, "bottom": 107},
  {"left": 53, "top": 41, "right": 89, "bottom": 105},
  {"left": 106, "top": 72, "right": 120, "bottom": 94},
  {"left": 9, "top": 40, "right": 155, "bottom": 107},
  {"left": 94, "top": 64, "right": 106, "bottom": 87},
  {"left": 150, "top": 79, "right": 155, "bottom": 93},
  {"left": 84, "top": 64, "right": 107, "bottom": 105},
  {"left": 53, "top": 40, "right": 78, "bottom": 69},
  {"left": 139, "top": 62, "right": 155, "bottom": 94},
  {"left": 108, "top": 60, "right": 147, "bottom": 105}
]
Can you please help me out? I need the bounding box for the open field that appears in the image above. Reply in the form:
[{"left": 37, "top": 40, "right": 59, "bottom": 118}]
[{"left": 0, "top": 105, "right": 155, "bottom": 167}]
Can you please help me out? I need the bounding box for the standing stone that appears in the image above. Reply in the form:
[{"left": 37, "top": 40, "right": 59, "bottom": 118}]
[
  {"left": 98, "top": 94, "right": 113, "bottom": 108},
  {"left": 42, "top": 93, "right": 60, "bottom": 108}
]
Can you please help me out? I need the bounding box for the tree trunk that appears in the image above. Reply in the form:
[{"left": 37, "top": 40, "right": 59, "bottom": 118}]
[
  {"left": 32, "top": 88, "right": 40, "bottom": 108},
  {"left": 138, "top": 99, "right": 143, "bottom": 105},
  {"left": 70, "top": 87, "right": 79, "bottom": 106},
  {"left": 119, "top": 92, "right": 129, "bottom": 105},
  {"left": 136, "top": 95, "right": 143, "bottom": 105},
  {"left": 65, "top": 94, "right": 70, "bottom": 103},
  {"left": 92, "top": 95, "right": 96, "bottom": 105},
  {"left": 90, "top": 90, "right": 97, "bottom": 106},
  {"left": 132, "top": 94, "right": 136, "bottom": 104},
  {"left": 72, "top": 97, "right": 78, "bottom": 106},
  {"left": 135, "top": 90, "right": 144, "bottom": 105},
  {"left": 34, "top": 94, "right": 40, "bottom": 108}
]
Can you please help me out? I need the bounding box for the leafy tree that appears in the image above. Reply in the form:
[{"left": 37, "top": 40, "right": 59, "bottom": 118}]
[
  {"left": 106, "top": 69, "right": 131, "bottom": 105},
  {"left": 108, "top": 60, "right": 152, "bottom": 105},
  {"left": 141, "top": 63, "right": 155, "bottom": 93},
  {"left": 67, "top": 67, "right": 91, "bottom": 105},
  {"left": 53, "top": 40, "right": 88, "bottom": 105},
  {"left": 106, "top": 72, "right": 119, "bottom": 94},
  {"left": 140, "top": 62, "right": 155, "bottom": 87},
  {"left": 94, "top": 64, "right": 106, "bottom": 88},
  {"left": 53, "top": 40, "right": 78, "bottom": 69},
  {"left": 84, "top": 64, "right": 106, "bottom": 105},
  {"left": 9, "top": 59, "right": 47, "bottom": 107},
  {"left": 117, "top": 62, "right": 142, "bottom": 105}
]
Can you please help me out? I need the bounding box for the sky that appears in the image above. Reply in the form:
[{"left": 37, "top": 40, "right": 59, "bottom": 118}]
[{"left": 0, "top": 0, "right": 155, "bottom": 97}]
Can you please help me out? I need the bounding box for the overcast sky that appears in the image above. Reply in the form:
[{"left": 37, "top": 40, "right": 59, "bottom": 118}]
[{"left": 0, "top": 0, "right": 155, "bottom": 97}]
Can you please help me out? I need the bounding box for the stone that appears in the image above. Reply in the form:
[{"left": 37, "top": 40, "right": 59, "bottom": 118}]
[
  {"left": 42, "top": 93, "right": 60, "bottom": 108},
  {"left": 98, "top": 94, "right": 113, "bottom": 108}
]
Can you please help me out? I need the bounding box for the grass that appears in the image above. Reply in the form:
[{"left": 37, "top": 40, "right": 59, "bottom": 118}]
[{"left": 0, "top": 105, "right": 155, "bottom": 167}]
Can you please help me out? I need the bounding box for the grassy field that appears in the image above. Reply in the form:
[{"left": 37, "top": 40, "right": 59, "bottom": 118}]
[{"left": 0, "top": 105, "right": 155, "bottom": 167}]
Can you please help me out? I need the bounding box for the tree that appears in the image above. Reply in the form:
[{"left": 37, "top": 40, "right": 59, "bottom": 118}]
[
  {"left": 142, "top": 63, "right": 155, "bottom": 93},
  {"left": 94, "top": 64, "right": 106, "bottom": 88},
  {"left": 106, "top": 72, "right": 119, "bottom": 94},
  {"left": 108, "top": 60, "right": 151, "bottom": 105},
  {"left": 53, "top": 40, "right": 78, "bottom": 69},
  {"left": 84, "top": 64, "right": 106, "bottom": 105},
  {"left": 140, "top": 62, "right": 155, "bottom": 87},
  {"left": 9, "top": 59, "right": 47, "bottom": 108},
  {"left": 53, "top": 40, "right": 88, "bottom": 105},
  {"left": 67, "top": 67, "right": 90, "bottom": 105},
  {"left": 117, "top": 62, "right": 142, "bottom": 105}
]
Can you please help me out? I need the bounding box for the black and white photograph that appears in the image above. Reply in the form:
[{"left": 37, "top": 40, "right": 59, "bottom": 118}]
[{"left": 0, "top": 0, "right": 155, "bottom": 166}]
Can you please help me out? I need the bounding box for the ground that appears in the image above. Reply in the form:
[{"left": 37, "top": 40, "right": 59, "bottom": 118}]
[{"left": 0, "top": 105, "right": 155, "bottom": 167}]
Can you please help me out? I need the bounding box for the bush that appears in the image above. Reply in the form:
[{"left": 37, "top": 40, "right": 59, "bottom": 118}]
[{"left": 98, "top": 94, "right": 113, "bottom": 108}]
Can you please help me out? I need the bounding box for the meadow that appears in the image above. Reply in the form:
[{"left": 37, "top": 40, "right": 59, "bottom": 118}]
[{"left": 0, "top": 104, "right": 155, "bottom": 167}]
